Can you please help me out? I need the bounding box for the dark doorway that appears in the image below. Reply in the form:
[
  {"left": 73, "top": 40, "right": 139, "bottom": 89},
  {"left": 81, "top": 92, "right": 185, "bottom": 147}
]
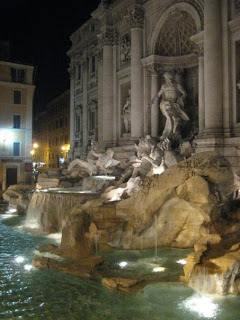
[{"left": 6, "top": 168, "right": 17, "bottom": 187}]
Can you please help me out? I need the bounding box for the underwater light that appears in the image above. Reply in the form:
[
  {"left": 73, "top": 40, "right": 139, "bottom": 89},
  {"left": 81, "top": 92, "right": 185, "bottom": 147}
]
[
  {"left": 152, "top": 266, "right": 165, "bottom": 272},
  {"left": 95, "top": 176, "right": 115, "bottom": 180},
  {"left": 118, "top": 261, "right": 128, "bottom": 268},
  {"left": 24, "top": 264, "right": 33, "bottom": 271},
  {"left": 15, "top": 256, "right": 24, "bottom": 263},
  {"left": 183, "top": 295, "right": 219, "bottom": 318},
  {"left": 177, "top": 259, "right": 187, "bottom": 265}
]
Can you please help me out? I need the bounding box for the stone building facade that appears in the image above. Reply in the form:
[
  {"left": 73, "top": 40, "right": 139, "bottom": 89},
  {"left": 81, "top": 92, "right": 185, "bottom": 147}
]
[
  {"left": 68, "top": 0, "right": 240, "bottom": 173},
  {"left": 0, "top": 60, "right": 35, "bottom": 189},
  {"left": 33, "top": 90, "right": 70, "bottom": 168}
]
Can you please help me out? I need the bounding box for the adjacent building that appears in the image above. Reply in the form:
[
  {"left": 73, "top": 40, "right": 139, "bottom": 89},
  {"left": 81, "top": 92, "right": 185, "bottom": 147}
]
[
  {"left": 67, "top": 0, "right": 240, "bottom": 173},
  {"left": 0, "top": 58, "right": 35, "bottom": 190},
  {"left": 33, "top": 90, "right": 70, "bottom": 168}
]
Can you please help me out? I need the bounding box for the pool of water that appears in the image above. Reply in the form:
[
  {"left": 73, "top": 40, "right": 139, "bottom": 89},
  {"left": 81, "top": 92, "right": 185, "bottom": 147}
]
[
  {"left": 98, "top": 247, "right": 193, "bottom": 282},
  {"left": 0, "top": 213, "right": 240, "bottom": 320}
]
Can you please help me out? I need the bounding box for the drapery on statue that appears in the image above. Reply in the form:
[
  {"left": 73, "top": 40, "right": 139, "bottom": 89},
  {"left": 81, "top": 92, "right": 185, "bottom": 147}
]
[
  {"left": 122, "top": 89, "right": 131, "bottom": 133},
  {"left": 153, "top": 72, "right": 189, "bottom": 142}
]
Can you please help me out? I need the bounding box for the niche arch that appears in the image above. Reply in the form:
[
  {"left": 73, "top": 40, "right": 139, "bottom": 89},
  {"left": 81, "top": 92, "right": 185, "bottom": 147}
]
[{"left": 148, "top": 2, "right": 202, "bottom": 56}]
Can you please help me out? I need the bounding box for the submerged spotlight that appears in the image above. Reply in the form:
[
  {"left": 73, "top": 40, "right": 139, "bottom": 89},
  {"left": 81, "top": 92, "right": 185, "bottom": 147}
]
[
  {"left": 183, "top": 295, "right": 219, "bottom": 318},
  {"left": 152, "top": 266, "right": 165, "bottom": 272},
  {"left": 24, "top": 264, "right": 33, "bottom": 271},
  {"left": 15, "top": 256, "right": 24, "bottom": 263},
  {"left": 118, "top": 261, "right": 128, "bottom": 268},
  {"left": 177, "top": 259, "right": 187, "bottom": 265}
]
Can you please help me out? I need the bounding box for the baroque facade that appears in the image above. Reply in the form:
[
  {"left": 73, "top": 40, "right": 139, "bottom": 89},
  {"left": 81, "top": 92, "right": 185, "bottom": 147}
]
[{"left": 68, "top": 0, "right": 240, "bottom": 173}]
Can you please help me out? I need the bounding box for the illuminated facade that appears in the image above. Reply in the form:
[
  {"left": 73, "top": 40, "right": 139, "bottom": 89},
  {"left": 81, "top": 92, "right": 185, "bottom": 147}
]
[
  {"left": 33, "top": 90, "right": 70, "bottom": 168},
  {"left": 0, "top": 60, "right": 35, "bottom": 190},
  {"left": 68, "top": 0, "right": 240, "bottom": 173}
]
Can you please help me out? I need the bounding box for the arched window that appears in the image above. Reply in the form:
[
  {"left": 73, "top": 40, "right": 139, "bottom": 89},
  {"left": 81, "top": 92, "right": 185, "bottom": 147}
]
[
  {"left": 156, "top": 10, "right": 197, "bottom": 56},
  {"left": 74, "top": 105, "right": 83, "bottom": 139}
]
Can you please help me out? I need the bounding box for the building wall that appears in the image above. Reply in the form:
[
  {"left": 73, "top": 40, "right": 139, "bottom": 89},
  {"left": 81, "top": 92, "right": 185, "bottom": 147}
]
[
  {"left": 68, "top": 0, "right": 240, "bottom": 173},
  {"left": 0, "top": 60, "right": 35, "bottom": 189},
  {"left": 33, "top": 90, "right": 70, "bottom": 168}
]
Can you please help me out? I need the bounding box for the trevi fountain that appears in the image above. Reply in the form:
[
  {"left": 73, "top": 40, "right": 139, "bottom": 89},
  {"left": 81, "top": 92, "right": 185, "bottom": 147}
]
[{"left": 1, "top": 71, "right": 240, "bottom": 319}]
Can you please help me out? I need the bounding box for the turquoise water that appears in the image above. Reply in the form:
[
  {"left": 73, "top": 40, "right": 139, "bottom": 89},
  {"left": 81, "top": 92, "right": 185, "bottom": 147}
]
[{"left": 0, "top": 214, "right": 240, "bottom": 320}]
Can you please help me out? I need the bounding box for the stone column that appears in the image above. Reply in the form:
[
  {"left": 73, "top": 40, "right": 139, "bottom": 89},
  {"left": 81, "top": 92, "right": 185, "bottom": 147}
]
[
  {"left": 221, "top": 0, "right": 231, "bottom": 136},
  {"left": 68, "top": 62, "right": 75, "bottom": 159},
  {"left": 151, "top": 71, "right": 159, "bottom": 137},
  {"left": 129, "top": 7, "right": 144, "bottom": 139},
  {"left": 198, "top": 53, "right": 205, "bottom": 134},
  {"left": 99, "top": 27, "right": 116, "bottom": 145},
  {"left": 82, "top": 54, "right": 88, "bottom": 150},
  {"left": 204, "top": 0, "right": 223, "bottom": 135},
  {"left": 96, "top": 47, "right": 103, "bottom": 144}
]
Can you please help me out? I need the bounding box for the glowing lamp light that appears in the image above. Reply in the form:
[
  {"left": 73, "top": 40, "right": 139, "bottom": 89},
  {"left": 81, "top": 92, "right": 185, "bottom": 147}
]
[
  {"left": 30, "top": 150, "right": 35, "bottom": 155},
  {"left": 15, "top": 256, "right": 25, "bottom": 263},
  {"left": 118, "top": 261, "right": 128, "bottom": 268},
  {"left": 33, "top": 143, "right": 39, "bottom": 149},
  {"left": 61, "top": 146, "right": 66, "bottom": 151},
  {"left": 0, "top": 130, "right": 13, "bottom": 144}
]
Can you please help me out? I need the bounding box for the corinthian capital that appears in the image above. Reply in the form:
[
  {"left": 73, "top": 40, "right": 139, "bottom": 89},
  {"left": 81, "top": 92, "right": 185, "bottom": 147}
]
[
  {"left": 98, "top": 26, "right": 119, "bottom": 47},
  {"left": 128, "top": 7, "right": 144, "bottom": 28}
]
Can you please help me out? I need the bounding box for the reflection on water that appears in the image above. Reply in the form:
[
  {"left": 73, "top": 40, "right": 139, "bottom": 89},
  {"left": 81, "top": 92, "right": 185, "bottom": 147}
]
[{"left": 0, "top": 214, "right": 240, "bottom": 320}]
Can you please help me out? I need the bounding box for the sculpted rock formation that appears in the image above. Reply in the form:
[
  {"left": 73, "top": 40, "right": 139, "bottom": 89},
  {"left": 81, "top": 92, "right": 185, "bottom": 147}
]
[
  {"left": 184, "top": 232, "right": 240, "bottom": 295},
  {"left": 57, "top": 151, "right": 234, "bottom": 258}
]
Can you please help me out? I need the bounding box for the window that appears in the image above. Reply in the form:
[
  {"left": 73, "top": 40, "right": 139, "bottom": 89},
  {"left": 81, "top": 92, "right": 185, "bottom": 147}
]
[
  {"left": 89, "top": 109, "right": 96, "bottom": 131},
  {"left": 90, "top": 56, "right": 96, "bottom": 75},
  {"left": 11, "top": 68, "right": 25, "bottom": 83},
  {"left": 76, "top": 65, "right": 82, "bottom": 82},
  {"left": 13, "top": 115, "right": 21, "bottom": 129},
  {"left": 13, "top": 142, "right": 20, "bottom": 156},
  {"left": 87, "top": 102, "right": 97, "bottom": 135},
  {"left": 13, "top": 90, "right": 22, "bottom": 104},
  {"left": 74, "top": 106, "right": 82, "bottom": 135},
  {"left": 64, "top": 135, "right": 68, "bottom": 144}
]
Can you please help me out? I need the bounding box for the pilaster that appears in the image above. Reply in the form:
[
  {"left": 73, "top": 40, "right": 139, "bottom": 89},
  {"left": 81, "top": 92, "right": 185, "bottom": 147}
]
[
  {"left": 129, "top": 6, "right": 144, "bottom": 139},
  {"left": 203, "top": 0, "right": 223, "bottom": 137}
]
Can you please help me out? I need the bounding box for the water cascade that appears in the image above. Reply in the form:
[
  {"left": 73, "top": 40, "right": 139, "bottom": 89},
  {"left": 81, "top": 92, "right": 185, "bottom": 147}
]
[
  {"left": 154, "top": 214, "right": 158, "bottom": 260},
  {"left": 25, "top": 190, "right": 96, "bottom": 232}
]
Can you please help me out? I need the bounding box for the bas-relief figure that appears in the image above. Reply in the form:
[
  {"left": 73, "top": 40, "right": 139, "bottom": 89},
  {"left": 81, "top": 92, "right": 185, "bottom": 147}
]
[
  {"left": 153, "top": 72, "right": 189, "bottom": 144},
  {"left": 120, "top": 33, "right": 131, "bottom": 63},
  {"left": 122, "top": 89, "right": 131, "bottom": 134}
]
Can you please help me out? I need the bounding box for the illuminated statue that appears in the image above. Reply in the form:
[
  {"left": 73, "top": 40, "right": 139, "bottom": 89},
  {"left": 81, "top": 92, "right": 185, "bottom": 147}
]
[{"left": 153, "top": 72, "right": 189, "bottom": 142}]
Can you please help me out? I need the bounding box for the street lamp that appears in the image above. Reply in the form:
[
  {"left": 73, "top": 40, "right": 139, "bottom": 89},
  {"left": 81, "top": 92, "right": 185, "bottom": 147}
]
[{"left": 33, "top": 143, "right": 39, "bottom": 149}]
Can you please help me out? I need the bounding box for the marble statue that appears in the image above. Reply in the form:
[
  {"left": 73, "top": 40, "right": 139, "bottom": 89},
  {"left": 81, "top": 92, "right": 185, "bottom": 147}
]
[
  {"left": 122, "top": 89, "right": 131, "bottom": 133},
  {"left": 68, "top": 141, "right": 120, "bottom": 176},
  {"left": 154, "top": 72, "right": 189, "bottom": 142},
  {"left": 117, "top": 135, "right": 164, "bottom": 185}
]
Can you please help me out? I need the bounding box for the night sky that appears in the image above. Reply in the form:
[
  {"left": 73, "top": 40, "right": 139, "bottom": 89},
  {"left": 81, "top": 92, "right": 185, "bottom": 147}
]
[{"left": 1, "top": 0, "right": 100, "bottom": 114}]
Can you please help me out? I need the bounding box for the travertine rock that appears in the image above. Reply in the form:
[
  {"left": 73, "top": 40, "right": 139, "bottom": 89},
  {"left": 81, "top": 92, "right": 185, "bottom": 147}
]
[{"left": 59, "top": 151, "right": 234, "bottom": 253}]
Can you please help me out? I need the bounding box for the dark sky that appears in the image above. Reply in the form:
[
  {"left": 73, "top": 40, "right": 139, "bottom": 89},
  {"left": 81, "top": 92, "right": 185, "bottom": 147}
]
[{"left": 0, "top": 0, "right": 100, "bottom": 114}]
